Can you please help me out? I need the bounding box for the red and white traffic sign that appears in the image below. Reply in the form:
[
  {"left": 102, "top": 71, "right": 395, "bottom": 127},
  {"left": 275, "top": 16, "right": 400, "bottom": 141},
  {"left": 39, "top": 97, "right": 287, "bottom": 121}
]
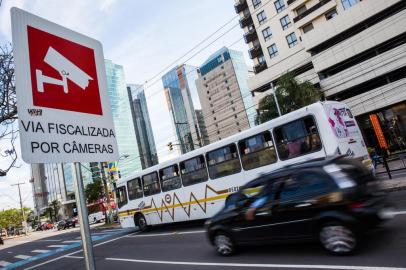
[{"left": 11, "top": 8, "right": 119, "bottom": 163}]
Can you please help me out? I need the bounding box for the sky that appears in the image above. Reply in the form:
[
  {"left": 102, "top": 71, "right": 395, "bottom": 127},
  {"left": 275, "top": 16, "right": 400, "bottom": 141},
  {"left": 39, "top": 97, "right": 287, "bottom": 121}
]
[{"left": 0, "top": 0, "right": 251, "bottom": 210}]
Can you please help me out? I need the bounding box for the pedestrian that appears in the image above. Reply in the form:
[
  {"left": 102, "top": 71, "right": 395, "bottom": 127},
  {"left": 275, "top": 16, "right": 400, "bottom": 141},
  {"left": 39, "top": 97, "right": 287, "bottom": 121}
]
[{"left": 0, "top": 230, "right": 4, "bottom": 245}]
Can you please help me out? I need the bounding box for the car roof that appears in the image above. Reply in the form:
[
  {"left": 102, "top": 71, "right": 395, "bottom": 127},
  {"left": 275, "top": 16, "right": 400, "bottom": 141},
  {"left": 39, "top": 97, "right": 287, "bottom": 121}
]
[{"left": 241, "top": 156, "right": 344, "bottom": 189}]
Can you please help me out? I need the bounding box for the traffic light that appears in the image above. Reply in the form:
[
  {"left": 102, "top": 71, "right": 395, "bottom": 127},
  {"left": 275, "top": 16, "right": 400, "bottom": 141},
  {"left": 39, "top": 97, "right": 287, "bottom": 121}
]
[{"left": 167, "top": 142, "right": 173, "bottom": 151}]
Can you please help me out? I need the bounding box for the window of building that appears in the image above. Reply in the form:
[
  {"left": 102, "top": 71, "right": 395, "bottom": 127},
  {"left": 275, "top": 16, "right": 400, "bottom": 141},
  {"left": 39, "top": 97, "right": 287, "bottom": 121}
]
[
  {"left": 225, "top": 79, "right": 228, "bottom": 84},
  {"left": 232, "top": 107, "right": 236, "bottom": 111},
  {"left": 210, "top": 104, "right": 213, "bottom": 107},
  {"left": 212, "top": 110, "right": 215, "bottom": 114},
  {"left": 252, "top": 0, "right": 261, "bottom": 8},
  {"left": 341, "top": 0, "right": 359, "bottom": 10},
  {"left": 217, "top": 130, "right": 220, "bottom": 134},
  {"left": 203, "top": 77, "right": 206, "bottom": 80},
  {"left": 286, "top": 32, "right": 298, "bottom": 48},
  {"left": 127, "top": 178, "right": 143, "bottom": 200},
  {"left": 280, "top": 15, "right": 291, "bottom": 30},
  {"left": 302, "top": 23, "right": 314, "bottom": 33},
  {"left": 268, "top": 43, "right": 279, "bottom": 58},
  {"left": 214, "top": 117, "right": 217, "bottom": 120},
  {"left": 142, "top": 172, "right": 161, "bottom": 196},
  {"left": 234, "top": 115, "right": 238, "bottom": 119},
  {"left": 209, "top": 97, "right": 211, "bottom": 101},
  {"left": 274, "top": 0, "right": 286, "bottom": 13},
  {"left": 221, "top": 66, "right": 224, "bottom": 69},
  {"left": 207, "top": 144, "right": 241, "bottom": 179},
  {"left": 159, "top": 164, "right": 182, "bottom": 192},
  {"left": 230, "top": 100, "right": 234, "bottom": 104},
  {"left": 258, "top": 54, "right": 266, "bottom": 64},
  {"left": 238, "top": 131, "right": 278, "bottom": 170},
  {"left": 296, "top": 4, "right": 307, "bottom": 16},
  {"left": 227, "top": 86, "right": 230, "bottom": 90},
  {"left": 325, "top": 9, "right": 338, "bottom": 20},
  {"left": 180, "top": 155, "right": 208, "bottom": 186},
  {"left": 262, "top": 27, "right": 272, "bottom": 41},
  {"left": 228, "top": 93, "right": 232, "bottom": 97},
  {"left": 257, "top": 10, "right": 267, "bottom": 25},
  {"left": 116, "top": 186, "right": 127, "bottom": 208},
  {"left": 273, "top": 116, "right": 322, "bottom": 160},
  {"left": 236, "top": 122, "right": 239, "bottom": 126},
  {"left": 223, "top": 73, "right": 226, "bottom": 77},
  {"left": 207, "top": 91, "right": 210, "bottom": 94}
]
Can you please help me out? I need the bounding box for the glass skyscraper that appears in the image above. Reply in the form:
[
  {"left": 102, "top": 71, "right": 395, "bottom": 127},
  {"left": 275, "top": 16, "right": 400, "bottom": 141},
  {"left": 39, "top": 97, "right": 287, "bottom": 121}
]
[
  {"left": 162, "top": 65, "right": 203, "bottom": 154},
  {"left": 127, "top": 84, "right": 158, "bottom": 169},
  {"left": 105, "top": 60, "right": 142, "bottom": 178}
]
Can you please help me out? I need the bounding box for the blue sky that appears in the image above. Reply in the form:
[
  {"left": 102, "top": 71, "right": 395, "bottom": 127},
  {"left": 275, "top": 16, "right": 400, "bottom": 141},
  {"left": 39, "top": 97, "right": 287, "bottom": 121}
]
[{"left": 0, "top": 0, "right": 251, "bottom": 209}]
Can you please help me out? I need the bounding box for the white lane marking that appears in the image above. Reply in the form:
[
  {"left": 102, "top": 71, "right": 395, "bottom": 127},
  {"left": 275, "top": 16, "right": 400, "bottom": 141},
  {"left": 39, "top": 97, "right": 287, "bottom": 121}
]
[
  {"left": 15, "top": 255, "right": 32, "bottom": 259},
  {"left": 100, "top": 229, "right": 123, "bottom": 232},
  {"left": 126, "top": 230, "right": 205, "bottom": 237},
  {"left": 25, "top": 232, "right": 134, "bottom": 270},
  {"left": 0, "top": 261, "right": 11, "bottom": 267},
  {"left": 31, "top": 250, "right": 50, "bottom": 253},
  {"left": 47, "top": 245, "right": 68, "bottom": 248},
  {"left": 105, "top": 258, "right": 406, "bottom": 270},
  {"left": 65, "top": 255, "right": 84, "bottom": 259},
  {"left": 62, "top": 240, "right": 81, "bottom": 243}
]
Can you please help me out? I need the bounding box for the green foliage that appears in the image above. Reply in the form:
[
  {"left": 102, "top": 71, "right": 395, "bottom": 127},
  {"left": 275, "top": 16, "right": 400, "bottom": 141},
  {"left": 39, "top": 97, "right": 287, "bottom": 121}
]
[
  {"left": 256, "top": 72, "right": 322, "bottom": 125},
  {"left": 0, "top": 207, "right": 31, "bottom": 229},
  {"left": 85, "top": 179, "right": 103, "bottom": 204}
]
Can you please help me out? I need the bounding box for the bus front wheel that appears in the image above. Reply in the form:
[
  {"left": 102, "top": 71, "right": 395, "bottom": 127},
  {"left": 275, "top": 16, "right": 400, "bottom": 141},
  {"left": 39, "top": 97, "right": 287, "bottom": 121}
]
[{"left": 135, "top": 214, "right": 148, "bottom": 232}]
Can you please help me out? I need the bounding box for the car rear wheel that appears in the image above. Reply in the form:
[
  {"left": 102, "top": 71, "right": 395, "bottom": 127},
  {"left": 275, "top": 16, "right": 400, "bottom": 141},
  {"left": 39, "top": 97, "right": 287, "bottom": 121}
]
[
  {"left": 319, "top": 222, "right": 357, "bottom": 255},
  {"left": 214, "top": 232, "right": 235, "bottom": 256}
]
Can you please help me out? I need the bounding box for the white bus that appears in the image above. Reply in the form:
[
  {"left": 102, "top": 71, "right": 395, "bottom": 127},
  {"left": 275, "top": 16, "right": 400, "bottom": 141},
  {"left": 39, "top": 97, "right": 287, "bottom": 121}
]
[{"left": 116, "top": 101, "right": 372, "bottom": 231}]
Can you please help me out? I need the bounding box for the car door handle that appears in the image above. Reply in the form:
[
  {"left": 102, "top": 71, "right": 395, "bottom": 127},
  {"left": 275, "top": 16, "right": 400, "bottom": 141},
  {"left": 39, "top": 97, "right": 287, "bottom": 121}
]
[
  {"left": 256, "top": 211, "right": 272, "bottom": 216},
  {"left": 295, "top": 202, "right": 312, "bottom": 208}
]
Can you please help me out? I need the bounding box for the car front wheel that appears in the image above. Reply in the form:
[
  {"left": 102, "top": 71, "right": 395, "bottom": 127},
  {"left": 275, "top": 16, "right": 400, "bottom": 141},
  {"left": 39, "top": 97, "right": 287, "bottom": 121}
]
[
  {"left": 319, "top": 222, "right": 357, "bottom": 255},
  {"left": 214, "top": 232, "right": 235, "bottom": 256},
  {"left": 135, "top": 214, "right": 148, "bottom": 232}
]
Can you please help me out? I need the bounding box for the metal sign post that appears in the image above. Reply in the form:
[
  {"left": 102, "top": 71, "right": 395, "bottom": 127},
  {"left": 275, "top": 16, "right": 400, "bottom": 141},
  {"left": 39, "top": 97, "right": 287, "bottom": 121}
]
[{"left": 73, "top": 162, "right": 96, "bottom": 270}]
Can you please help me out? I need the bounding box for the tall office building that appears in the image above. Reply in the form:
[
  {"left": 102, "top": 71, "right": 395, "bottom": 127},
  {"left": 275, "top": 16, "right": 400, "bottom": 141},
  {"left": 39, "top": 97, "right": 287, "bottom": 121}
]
[
  {"left": 105, "top": 60, "right": 142, "bottom": 177},
  {"left": 127, "top": 84, "right": 159, "bottom": 169},
  {"left": 162, "top": 65, "right": 203, "bottom": 154},
  {"left": 31, "top": 162, "right": 104, "bottom": 218},
  {"left": 195, "top": 109, "right": 210, "bottom": 146},
  {"left": 235, "top": 0, "right": 406, "bottom": 152},
  {"left": 196, "top": 47, "right": 256, "bottom": 144}
]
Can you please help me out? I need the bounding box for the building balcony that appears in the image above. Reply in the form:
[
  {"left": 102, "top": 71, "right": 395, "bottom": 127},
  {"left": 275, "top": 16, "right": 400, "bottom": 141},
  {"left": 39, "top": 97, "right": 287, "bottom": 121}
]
[
  {"left": 254, "top": 61, "right": 267, "bottom": 74},
  {"left": 239, "top": 13, "right": 253, "bottom": 28},
  {"left": 287, "top": 0, "right": 297, "bottom": 5},
  {"left": 293, "top": 0, "right": 332, "bottom": 23},
  {"left": 249, "top": 45, "right": 263, "bottom": 59},
  {"left": 235, "top": 0, "right": 248, "bottom": 13},
  {"left": 244, "top": 28, "right": 258, "bottom": 43}
]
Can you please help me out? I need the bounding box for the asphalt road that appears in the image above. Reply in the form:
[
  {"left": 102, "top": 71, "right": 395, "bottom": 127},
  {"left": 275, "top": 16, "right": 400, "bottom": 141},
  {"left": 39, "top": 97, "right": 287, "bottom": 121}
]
[{"left": 1, "top": 190, "right": 406, "bottom": 270}]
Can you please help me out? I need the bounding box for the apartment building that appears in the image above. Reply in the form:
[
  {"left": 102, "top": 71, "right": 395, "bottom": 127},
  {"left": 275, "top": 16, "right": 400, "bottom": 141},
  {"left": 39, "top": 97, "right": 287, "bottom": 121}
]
[
  {"left": 235, "top": 0, "right": 406, "bottom": 152},
  {"left": 196, "top": 47, "right": 256, "bottom": 144}
]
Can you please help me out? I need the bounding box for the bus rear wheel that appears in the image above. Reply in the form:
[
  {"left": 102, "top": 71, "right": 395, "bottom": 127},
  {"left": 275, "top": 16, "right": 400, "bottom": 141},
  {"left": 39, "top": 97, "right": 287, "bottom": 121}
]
[{"left": 135, "top": 214, "right": 148, "bottom": 232}]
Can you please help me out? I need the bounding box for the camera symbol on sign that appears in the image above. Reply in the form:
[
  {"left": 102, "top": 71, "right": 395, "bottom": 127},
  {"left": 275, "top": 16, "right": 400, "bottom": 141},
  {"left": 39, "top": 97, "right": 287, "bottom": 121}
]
[{"left": 36, "top": 47, "right": 93, "bottom": 94}]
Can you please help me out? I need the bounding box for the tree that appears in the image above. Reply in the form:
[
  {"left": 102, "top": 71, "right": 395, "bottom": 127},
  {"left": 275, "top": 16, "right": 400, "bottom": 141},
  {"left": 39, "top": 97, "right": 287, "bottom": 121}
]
[
  {"left": 0, "top": 44, "right": 18, "bottom": 177},
  {"left": 49, "top": 200, "right": 61, "bottom": 222},
  {"left": 0, "top": 207, "right": 32, "bottom": 230},
  {"left": 256, "top": 72, "right": 322, "bottom": 124},
  {"left": 85, "top": 179, "right": 103, "bottom": 204}
]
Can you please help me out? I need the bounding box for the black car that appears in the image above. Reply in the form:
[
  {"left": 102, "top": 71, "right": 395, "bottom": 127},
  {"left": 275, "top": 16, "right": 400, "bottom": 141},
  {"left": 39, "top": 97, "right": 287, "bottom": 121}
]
[
  {"left": 206, "top": 157, "right": 394, "bottom": 256},
  {"left": 57, "top": 218, "right": 76, "bottom": 230}
]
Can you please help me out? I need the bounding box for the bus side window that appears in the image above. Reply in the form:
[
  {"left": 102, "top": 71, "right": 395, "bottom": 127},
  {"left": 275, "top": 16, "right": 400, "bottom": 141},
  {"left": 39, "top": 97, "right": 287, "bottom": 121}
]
[
  {"left": 273, "top": 116, "right": 322, "bottom": 160},
  {"left": 159, "top": 164, "right": 182, "bottom": 192},
  {"left": 116, "top": 186, "right": 128, "bottom": 208},
  {"left": 142, "top": 172, "right": 161, "bottom": 196},
  {"left": 238, "top": 131, "right": 278, "bottom": 170},
  {"left": 127, "top": 178, "right": 143, "bottom": 200},
  {"left": 206, "top": 144, "right": 241, "bottom": 179},
  {"left": 180, "top": 155, "right": 208, "bottom": 186}
]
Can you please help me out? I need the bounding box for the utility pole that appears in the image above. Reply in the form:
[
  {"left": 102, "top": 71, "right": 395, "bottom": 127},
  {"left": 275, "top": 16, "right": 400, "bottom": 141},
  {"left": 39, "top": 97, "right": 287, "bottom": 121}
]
[
  {"left": 11, "top": 182, "right": 26, "bottom": 234},
  {"left": 271, "top": 82, "right": 282, "bottom": 117}
]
